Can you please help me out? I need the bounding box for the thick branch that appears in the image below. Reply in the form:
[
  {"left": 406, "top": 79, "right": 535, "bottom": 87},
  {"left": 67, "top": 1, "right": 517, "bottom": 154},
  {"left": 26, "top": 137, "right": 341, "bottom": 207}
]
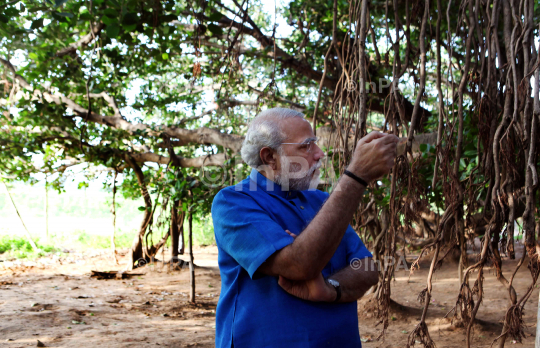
[
  {"left": 130, "top": 152, "right": 226, "bottom": 167},
  {"left": 56, "top": 23, "right": 105, "bottom": 57},
  {"left": 0, "top": 58, "right": 244, "bottom": 152},
  {"left": 181, "top": 10, "right": 336, "bottom": 88}
]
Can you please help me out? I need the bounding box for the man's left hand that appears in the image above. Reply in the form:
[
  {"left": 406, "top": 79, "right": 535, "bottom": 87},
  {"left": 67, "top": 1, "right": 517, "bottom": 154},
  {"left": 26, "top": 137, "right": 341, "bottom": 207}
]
[
  {"left": 277, "top": 230, "right": 336, "bottom": 302},
  {"left": 278, "top": 272, "right": 336, "bottom": 302}
]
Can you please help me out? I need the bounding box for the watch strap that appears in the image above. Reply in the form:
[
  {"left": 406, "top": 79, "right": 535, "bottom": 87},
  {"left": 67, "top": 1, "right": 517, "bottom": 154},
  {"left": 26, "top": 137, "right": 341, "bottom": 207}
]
[
  {"left": 343, "top": 170, "right": 369, "bottom": 187},
  {"left": 327, "top": 279, "right": 341, "bottom": 303},
  {"left": 333, "top": 283, "right": 341, "bottom": 302}
]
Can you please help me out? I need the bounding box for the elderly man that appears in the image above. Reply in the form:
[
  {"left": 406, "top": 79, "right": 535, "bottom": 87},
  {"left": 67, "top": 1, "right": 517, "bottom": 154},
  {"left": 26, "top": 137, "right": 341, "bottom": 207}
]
[{"left": 212, "top": 108, "right": 399, "bottom": 347}]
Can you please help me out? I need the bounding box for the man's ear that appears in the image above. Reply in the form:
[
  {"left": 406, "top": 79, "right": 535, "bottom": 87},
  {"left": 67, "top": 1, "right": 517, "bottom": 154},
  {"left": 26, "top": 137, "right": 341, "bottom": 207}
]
[{"left": 260, "top": 147, "right": 278, "bottom": 170}]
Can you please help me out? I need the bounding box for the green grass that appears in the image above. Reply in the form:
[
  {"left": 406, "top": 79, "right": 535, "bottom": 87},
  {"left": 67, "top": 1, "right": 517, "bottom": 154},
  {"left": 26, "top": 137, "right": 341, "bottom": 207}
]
[
  {"left": 75, "top": 230, "right": 134, "bottom": 249},
  {"left": 1, "top": 183, "right": 217, "bottom": 260},
  {"left": 0, "top": 235, "right": 57, "bottom": 259},
  {"left": 0, "top": 215, "right": 215, "bottom": 260},
  {"left": 192, "top": 217, "right": 215, "bottom": 246},
  {"left": 0, "top": 230, "right": 135, "bottom": 259}
]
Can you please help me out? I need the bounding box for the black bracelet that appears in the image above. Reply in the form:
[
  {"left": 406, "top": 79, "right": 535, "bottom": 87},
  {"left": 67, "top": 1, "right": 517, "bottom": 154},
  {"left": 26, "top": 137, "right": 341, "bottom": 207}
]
[{"left": 343, "top": 170, "right": 369, "bottom": 187}]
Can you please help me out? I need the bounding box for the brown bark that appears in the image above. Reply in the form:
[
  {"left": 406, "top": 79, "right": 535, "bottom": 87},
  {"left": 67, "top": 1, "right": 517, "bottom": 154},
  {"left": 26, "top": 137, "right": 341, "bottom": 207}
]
[
  {"left": 125, "top": 155, "right": 153, "bottom": 270},
  {"left": 170, "top": 201, "right": 186, "bottom": 261},
  {"left": 188, "top": 210, "right": 195, "bottom": 303},
  {"left": 56, "top": 23, "right": 105, "bottom": 57}
]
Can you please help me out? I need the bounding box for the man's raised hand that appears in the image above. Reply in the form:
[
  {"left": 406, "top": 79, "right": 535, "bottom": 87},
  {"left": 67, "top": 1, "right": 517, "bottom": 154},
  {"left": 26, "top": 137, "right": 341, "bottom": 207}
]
[{"left": 348, "top": 132, "right": 399, "bottom": 184}]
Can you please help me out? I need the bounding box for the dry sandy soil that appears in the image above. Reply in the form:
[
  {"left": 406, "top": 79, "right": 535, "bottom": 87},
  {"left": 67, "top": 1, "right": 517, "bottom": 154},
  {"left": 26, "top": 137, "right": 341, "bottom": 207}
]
[{"left": 0, "top": 244, "right": 539, "bottom": 348}]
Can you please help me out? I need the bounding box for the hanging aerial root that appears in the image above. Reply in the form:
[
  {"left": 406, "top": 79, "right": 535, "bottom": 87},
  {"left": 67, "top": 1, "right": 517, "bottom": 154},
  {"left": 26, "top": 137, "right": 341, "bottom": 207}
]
[
  {"left": 407, "top": 321, "right": 436, "bottom": 348},
  {"left": 417, "top": 287, "right": 428, "bottom": 304},
  {"left": 490, "top": 258, "right": 540, "bottom": 347},
  {"left": 451, "top": 276, "right": 476, "bottom": 325},
  {"left": 490, "top": 305, "right": 525, "bottom": 347},
  {"left": 375, "top": 274, "right": 392, "bottom": 339}
]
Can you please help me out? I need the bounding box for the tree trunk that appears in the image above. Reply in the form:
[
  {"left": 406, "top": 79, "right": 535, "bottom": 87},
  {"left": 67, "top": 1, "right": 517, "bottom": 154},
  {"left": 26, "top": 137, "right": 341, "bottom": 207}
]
[
  {"left": 170, "top": 200, "right": 186, "bottom": 263},
  {"left": 111, "top": 170, "right": 119, "bottom": 265},
  {"left": 165, "top": 137, "right": 186, "bottom": 258},
  {"left": 180, "top": 218, "right": 185, "bottom": 255},
  {"left": 188, "top": 210, "right": 195, "bottom": 303},
  {"left": 171, "top": 200, "right": 180, "bottom": 261},
  {"left": 45, "top": 175, "right": 49, "bottom": 244},
  {"left": 125, "top": 155, "right": 153, "bottom": 270}
]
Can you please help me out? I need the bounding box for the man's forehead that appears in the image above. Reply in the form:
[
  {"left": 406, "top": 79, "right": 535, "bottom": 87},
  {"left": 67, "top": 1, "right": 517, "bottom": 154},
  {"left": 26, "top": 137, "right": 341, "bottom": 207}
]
[{"left": 281, "top": 117, "right": 314, "bottom": 140}]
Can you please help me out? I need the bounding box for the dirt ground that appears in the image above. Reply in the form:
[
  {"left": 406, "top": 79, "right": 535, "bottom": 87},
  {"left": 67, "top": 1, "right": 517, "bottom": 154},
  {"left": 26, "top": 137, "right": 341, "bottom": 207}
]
[{"left": 0, "top": 244, "right": 539, "bottom": 348}]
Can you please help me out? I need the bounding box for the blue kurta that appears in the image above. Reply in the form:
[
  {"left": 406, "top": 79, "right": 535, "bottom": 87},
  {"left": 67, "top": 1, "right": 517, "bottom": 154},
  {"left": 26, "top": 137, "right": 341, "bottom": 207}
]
[{"left": 212, "top": 169, "right": 372, "bottom": 348}]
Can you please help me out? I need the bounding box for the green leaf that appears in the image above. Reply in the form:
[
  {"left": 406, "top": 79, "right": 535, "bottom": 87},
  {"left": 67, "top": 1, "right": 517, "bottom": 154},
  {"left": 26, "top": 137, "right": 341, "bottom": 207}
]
[
  {"left": 121, "top": 12, "right": 138, "bottom": 25},
  {"left": 101, "top": 15, "right": 117, "bottom": 25},
  {"left": 29, "top": 6, "right": 48, "bottom": 13},
  {"left": 28, "top": 52, "right": 38, "bottom": 60},
  {"left": 30, "top": 19, "right": 44, "bottom": 29},
  {"left": 137, "top": 206, "right": 146, "bottom": 211},
  {"left": 197, "top": 24, "right": 207, "bottom": 35},
  {"left": 0, "top": 14, "right": 9, "bottom": 23},
  {"left": 79, "top": 12, "right": 92, "bottom": 20},
  {"left": 106, "top": 0, "right": 120, "bottom": 8},
  {"left": 207, "top": 23, "right": 223, "bottom": 36},
  {"left": 207, "top": 12, "right": 224, "bottom": 21},
  {"left": 103, "top": 8, "right": 117, "bottom": 17},
  {"left": 55, "top": 0, "right": 69, "bottom": 7},
  {"left": 51, "top": 12, "right": 68, "bottom": 22},
  {"left": 162, "top": 53, "right": 169, "bottom": 60},
  {"left": 56, "top": 12, "right": 74, "bottom": 18},
  {"left": 122, "top": 23, "right": 137, "bottom": 32},
  {"left": 106, "top": 23, "right": 120, "bottom": 38},
  {"left": 4, "top": 8, "right": 19, "bottom": 16},
  {"left": 419, "top": 143, "right": 428, "bottom": 152},
  {"left": 159, "top": 14, "right": 178, "bottom": 22}
]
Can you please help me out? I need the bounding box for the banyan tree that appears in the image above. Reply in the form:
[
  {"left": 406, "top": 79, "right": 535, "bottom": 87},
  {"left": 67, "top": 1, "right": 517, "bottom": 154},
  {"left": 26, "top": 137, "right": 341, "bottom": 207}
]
[{"left": 0, "top": 0, "right": 539, "bottom": 346}]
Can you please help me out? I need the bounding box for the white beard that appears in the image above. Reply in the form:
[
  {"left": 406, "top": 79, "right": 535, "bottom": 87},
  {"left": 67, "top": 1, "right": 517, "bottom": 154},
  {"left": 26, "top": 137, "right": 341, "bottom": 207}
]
[{"left": 274, "top": 156, "right": 322, "bottom": 191}]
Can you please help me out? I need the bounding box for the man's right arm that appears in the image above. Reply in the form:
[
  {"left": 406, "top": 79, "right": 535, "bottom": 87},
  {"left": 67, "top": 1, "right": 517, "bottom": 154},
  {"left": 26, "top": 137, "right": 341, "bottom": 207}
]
[{"left": 258, "top": 132, "right": 399, "bottom": 280}]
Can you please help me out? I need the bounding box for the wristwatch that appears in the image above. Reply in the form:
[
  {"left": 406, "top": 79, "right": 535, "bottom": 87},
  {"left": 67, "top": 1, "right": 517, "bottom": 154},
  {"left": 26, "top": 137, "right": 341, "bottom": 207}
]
[{"left": 327, "top": 278, "right": 341, "bottom": 303}]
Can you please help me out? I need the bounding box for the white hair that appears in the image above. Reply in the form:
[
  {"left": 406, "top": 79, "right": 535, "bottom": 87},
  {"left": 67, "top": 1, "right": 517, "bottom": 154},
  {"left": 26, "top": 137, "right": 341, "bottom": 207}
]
[{"left": 241, "top": 108, "right": 306, "bottom": 168}]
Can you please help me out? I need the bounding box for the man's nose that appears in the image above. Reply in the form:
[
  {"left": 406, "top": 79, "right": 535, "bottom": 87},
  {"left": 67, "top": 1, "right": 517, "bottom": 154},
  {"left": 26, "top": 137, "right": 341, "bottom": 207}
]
[{"left": 312, "top": 144, "right": 325, "bottom": 160}]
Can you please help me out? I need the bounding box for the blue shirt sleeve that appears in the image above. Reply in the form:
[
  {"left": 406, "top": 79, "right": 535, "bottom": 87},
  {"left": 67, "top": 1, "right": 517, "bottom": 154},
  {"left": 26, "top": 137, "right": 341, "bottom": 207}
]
[
  {"left": 212, "top": 188, "right": 295, "bottom": 279},
  {"left": 343, "top": 226, "right": 373, "bottom": 263}
]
